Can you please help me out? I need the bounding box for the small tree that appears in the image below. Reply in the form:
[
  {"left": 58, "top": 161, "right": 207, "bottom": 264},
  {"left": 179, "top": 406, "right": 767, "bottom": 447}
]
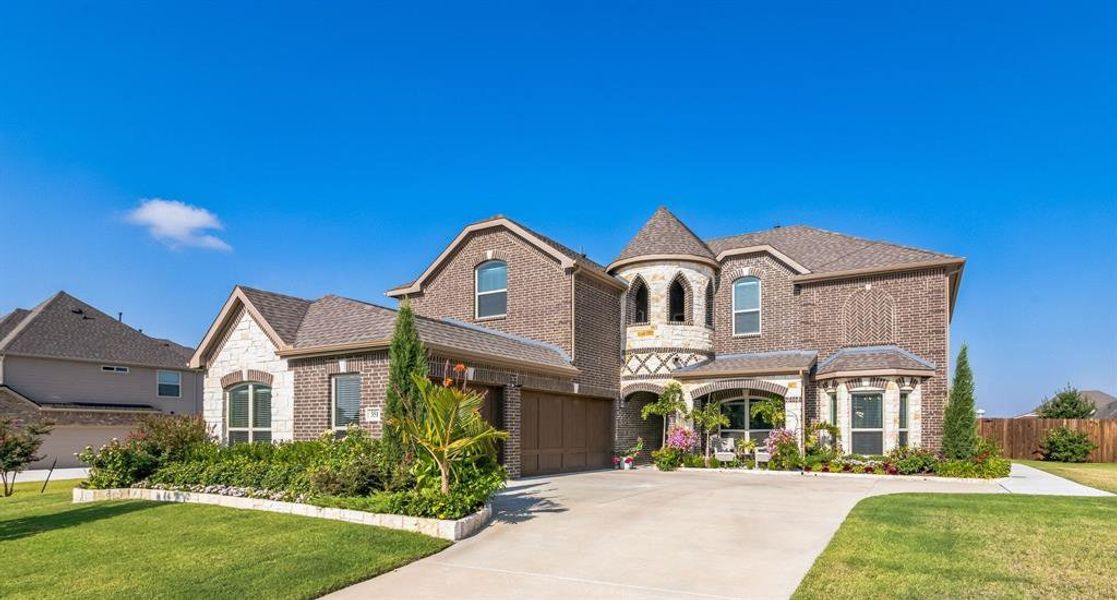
[
  {"left": 391, "top": 375, "right": 507, "bottom": 495},
  {"left": 689, "top": 401, "right": 730, "bottom": 466},
  {"left": 641, "top": 382, "right": 687, "bottom": 449},
  {"left": 384, "top": 299, "right": 429, "bottom": 466},
  {"left": 1036, "top": 385, "right": 1095, "bottom": 419},
  {"left": 0, "top": 418, "right": 53, "bottom": 496},
  {"left": 942, "top": 344, "right": 977, "bottom": 459}
]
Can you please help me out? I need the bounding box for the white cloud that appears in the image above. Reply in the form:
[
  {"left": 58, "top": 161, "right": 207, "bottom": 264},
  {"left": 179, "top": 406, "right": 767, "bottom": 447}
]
[{"left": 127, "top": 198, "right": 232, "bottom": 251}]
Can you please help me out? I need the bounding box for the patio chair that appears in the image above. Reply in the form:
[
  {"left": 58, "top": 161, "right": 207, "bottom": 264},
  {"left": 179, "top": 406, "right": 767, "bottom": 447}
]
[
  {"left": 710, "top": 436, "right": 736, "bottom": 464},
  {"left": 754, "top": 448, "right": 771, "bottom": 468}
]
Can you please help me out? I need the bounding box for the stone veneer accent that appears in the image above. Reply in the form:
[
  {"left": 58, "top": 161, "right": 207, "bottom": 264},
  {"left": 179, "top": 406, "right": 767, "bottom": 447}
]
[
  {"left": 73, "top": 487, "right": 492, "bottom": 541},
  {"left": 618, "top": 261, "right": 715, "bottom": 354},
  {"left": 203, "top": 309, "right": 294, "bottom": 442}
]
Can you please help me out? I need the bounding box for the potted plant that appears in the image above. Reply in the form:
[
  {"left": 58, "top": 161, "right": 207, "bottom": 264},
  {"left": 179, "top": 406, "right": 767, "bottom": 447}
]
[{"left": 621, "top": 437, "right": 644, "bottom": 470}]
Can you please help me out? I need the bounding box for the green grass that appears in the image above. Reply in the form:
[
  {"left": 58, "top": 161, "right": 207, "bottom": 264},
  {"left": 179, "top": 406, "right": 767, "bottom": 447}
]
[
  {"left": 1016, "top": 460, "right": 1117, "bottom": 494},
  {"left": 0, "top": 479, "right": 449, "bottom": 599},
  {"left": 794, "top": 493, "right": 1117, "bottom": 599}
]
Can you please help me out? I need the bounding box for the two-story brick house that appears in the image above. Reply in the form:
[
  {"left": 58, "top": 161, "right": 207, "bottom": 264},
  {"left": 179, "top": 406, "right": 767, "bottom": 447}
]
[{"left": 190, "top": 207, "right": 963, "bottom": 478}]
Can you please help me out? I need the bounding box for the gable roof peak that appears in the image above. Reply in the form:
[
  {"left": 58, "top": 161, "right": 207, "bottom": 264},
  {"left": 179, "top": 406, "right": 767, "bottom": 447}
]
[{"left": 609, "top": 206, "right": 715, "bottom": 271}]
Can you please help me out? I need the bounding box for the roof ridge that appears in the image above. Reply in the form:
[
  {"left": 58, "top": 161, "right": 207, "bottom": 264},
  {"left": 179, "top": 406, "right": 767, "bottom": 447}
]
[
  {"left": 238, "top": 285, "right": 314, "bottom": 304},
  {"left": 0, "top": 291, "right": 65, "bottom": 352}
]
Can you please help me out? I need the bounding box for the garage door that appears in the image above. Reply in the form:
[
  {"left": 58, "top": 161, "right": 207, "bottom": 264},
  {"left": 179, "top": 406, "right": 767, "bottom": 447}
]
[
  {"left": 32, "top": 425, "right": 133, "bottom": 469},
  {"left": 520, "top": 392, "right": 613, "bottom": 477}
]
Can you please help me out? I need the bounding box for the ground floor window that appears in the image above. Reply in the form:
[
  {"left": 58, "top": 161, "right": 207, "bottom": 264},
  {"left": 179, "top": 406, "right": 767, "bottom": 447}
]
[
  {"left": 898, "top": 392, "right": 910, "bottom": 448},
  {"left": 850, "top": 393, "right": 883, "bottom": 455},
  {"left": 720, "top": 397, "right": 776, "bottom": 444},
  {"left": 332, "top": 374, "right": 361, "bottom": 433},
  {"left": 828, "top": 391, "right": 837, "bottom": 424},
  {"left": 227, "top": 383, "right": 272, "bottom": 443}
]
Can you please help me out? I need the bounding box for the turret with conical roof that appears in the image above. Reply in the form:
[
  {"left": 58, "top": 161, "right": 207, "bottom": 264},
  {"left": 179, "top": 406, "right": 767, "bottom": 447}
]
[
  {"left": 612, "top": 207, "right": 716, "bottom": 378},
  {"left": 608, "top": 206, "right": 716, "bottom": 272}
]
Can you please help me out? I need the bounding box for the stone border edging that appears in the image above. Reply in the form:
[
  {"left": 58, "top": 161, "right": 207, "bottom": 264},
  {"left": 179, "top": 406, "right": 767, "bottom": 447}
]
[
  {"left": 675, "top": 466, "right": 1008, "bottom": 484},
  {"left": 72, "top": 487, "right": 491, "bottom": 541}
]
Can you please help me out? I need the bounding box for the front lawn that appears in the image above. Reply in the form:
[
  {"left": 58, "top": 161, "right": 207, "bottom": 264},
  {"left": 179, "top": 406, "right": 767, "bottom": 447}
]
[
  {"left": 794, "top": 493, "right": 1117, "bottom": 599},
  {"left": 0, "top": 479, "right": 448, "bottom": 599},
  {"left": 1016, "top": 459, "right": 1117, "bottom": 494}
]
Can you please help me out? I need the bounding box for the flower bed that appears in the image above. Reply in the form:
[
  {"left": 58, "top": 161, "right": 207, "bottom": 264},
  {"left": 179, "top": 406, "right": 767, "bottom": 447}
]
[{"left": 72, "top": 486, "right": 492, "bottom": 541}]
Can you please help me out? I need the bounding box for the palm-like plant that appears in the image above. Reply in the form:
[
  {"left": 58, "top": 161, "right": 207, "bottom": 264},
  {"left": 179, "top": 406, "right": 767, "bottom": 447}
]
[
  {"left": 690, "top": 401, "right": 730, "bottom": 467},
  {"left": 391, "top": 374, "right": 508, "bottom": 495}
]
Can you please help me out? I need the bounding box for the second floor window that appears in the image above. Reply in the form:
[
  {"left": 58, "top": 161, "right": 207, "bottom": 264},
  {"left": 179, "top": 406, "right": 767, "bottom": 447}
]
[
  {"left": 732, "top": 276, "right": 761, "bottom": 335},
  {"left": 475, "top": 260, "right": 508, "bottom": 318},
  {"left": 632, "top": 279, "right": 649, "bottom": 323},
  {"left": 668, "top": 278, "right": 687, "bottom": 322},
  {"left": 157, "top": 370, "right": 182, "bottom": 397}
]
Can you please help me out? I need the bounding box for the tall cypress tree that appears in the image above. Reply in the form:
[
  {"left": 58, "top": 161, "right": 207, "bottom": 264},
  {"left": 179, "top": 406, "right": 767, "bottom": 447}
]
[
  {"left": 383, "top": 299, "right": 428, "bottom": 465},
  {"left": 942, "top": 344, "right": 977, "bottom": 459}
]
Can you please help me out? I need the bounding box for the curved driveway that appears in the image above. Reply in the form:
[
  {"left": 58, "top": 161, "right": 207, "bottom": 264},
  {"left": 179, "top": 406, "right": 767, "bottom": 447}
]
[{"left": 327, "top": 466, "right": 1100, "bottom": 600}]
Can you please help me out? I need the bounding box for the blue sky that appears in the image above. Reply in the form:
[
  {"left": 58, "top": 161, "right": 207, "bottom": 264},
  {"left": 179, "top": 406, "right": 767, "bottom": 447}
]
[{"left": 1, "top": 2, "right": 1114, "bottom": 416}]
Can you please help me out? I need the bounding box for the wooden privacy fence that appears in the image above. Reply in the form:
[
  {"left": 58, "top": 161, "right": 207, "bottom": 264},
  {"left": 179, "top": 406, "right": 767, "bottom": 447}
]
[{"left": 979, "top": 418, "right": 1117, "bottom": 462}]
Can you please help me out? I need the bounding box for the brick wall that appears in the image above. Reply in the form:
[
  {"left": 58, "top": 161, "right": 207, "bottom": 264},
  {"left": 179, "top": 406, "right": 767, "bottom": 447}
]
[
  {"left": 615, "top": 391, "right": 663, "bottom": 462},
  {"left": 712, "top": 254, "right": 800, "bottom": 353},
  {"left": 290, "top": 352, "right": 390, "bottom": 440},
  {"left": 573, "top": 273, "right": 623, "bottom": 393},
  {"left": 406, "top": 227, "right": 574, "bottom": 354}
]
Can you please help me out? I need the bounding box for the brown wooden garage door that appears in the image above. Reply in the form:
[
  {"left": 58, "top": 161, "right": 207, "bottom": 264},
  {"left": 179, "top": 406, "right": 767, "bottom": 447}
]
[{"left": 520, "top": 391, "right": 613, "bottom": 477}]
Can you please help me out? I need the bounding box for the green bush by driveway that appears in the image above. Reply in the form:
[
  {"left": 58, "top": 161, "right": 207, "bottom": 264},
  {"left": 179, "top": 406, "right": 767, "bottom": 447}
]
[
  {"left": 0, "top": 479, "right": 448, "bottom": 600},
  {"left": 794, "top": 493, "right": 1117, "bottom": 599}
]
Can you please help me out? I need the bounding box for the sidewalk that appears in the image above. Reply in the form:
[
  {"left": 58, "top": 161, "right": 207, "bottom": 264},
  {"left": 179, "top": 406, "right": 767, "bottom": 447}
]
[
  {"left": 13, "top": 467, "right": 89, "bottom": 483},
  {"left": 1000, "top": 463, "right": 1112, "bottom": 496}
]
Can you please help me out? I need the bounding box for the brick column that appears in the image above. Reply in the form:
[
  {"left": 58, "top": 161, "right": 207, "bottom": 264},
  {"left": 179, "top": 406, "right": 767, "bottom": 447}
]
[{"left": 502, "top": 384, "right": 522, "bottom": 479}]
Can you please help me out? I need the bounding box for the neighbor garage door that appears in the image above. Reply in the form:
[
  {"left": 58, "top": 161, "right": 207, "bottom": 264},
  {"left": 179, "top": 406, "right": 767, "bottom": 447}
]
[
  {"left": 32, "top": 425, "right": 134, "bottom": 468},
  {"left": 520, "top": 391, "right": 613, "bottom": 477}
]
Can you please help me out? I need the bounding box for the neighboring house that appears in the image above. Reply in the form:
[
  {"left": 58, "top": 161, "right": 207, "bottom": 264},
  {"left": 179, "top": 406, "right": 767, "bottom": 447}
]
[
  {"left": 0, "top": 292, "right": 201, "bottom": 467},
  {"left": 191, "top": 207, "right": 964, "bottom": 478},
  {"left": 1016, "top": 390, "right": 1117, "bottom": 419}
]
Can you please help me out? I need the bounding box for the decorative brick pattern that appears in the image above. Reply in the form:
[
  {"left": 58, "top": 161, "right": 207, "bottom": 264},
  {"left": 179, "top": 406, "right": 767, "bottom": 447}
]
[{"left": 842, "top": 288, "right": 896, "bottom": 345}]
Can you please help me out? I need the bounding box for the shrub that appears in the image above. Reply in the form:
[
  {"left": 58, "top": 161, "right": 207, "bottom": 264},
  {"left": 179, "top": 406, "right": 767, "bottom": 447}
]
[
  {"left": 129, "top": 414, "right": 212, "bottom": 463},
  {"left": 934, "top": 438, "right": 1011, "bottom": 479},
  {"left": 0, "top": 418, "right": 53, "bottom": 496},
  {"left": 764, "top": 429, "right": 801, "bottom": 470},
  {"left": 887, "top": 446, "right": 938, "bottom": 475},
  {"left": 314, "top": 462, "right": 505, "bottom": 520},
  {"left": 78, "top": 439, "right": 159, "bottom": 488},
  {"left": 651, "top": 447, "right": 684, "bottom": 471},
  {"left": 682, "top": 453, "right": 707, "bottom": 468},
  {"left": 1036, "top": 385, "right": 1095, "bottom": 419},
  {"left": 1040, "top": 427, "right": 1096, "bottom": 463},
  {"left": 665, "top": 425, "right": 699, "bottom": 452}
]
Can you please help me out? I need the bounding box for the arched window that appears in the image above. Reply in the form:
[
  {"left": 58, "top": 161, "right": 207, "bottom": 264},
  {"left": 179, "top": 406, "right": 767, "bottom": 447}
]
[
  {"left": 475, "top": 260, "right": 508, "bottom": 318},
  {"left": 668, "top": 278, "right": 687, "bottom": 322},
  {"left": 732, "top": 276, "right": 760, "bottom": 335},
  {"left": 704, "top": 280, "right": 714, "bottom": 327},
  {"left": 630, "top": 278, "right": 649, "bottom": 324},
  {"left": 226, "top": 383, "right": 272, "bottom": 444}
]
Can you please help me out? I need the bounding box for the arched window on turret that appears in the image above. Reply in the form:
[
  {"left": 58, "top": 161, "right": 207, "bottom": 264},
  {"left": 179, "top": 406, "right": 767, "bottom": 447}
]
[
  {"left": 628, "top": 276, "right": 649, "bottom": 324},
  {"left": 704, "top": 280, "right": 714, "bottom": 327},
  {"left": 668, "top": 274, "right": 690, "bottom": 323}
]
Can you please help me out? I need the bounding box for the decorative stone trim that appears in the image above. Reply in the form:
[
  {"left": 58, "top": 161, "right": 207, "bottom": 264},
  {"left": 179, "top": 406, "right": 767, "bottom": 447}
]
[
  {"left": 621, "top": 382, "right": 668, "bottom": 397},
  {"left": 220, "top": 369, "right": 274, "bottom": 388},
  {"left": 73, "top": 488, "right": 492, "bottom": 542},
  {"left": 688, "top": 378, "right": 788, "bottom": 399}
]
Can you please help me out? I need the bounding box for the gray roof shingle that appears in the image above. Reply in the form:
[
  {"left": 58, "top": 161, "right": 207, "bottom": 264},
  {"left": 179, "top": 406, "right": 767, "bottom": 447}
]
[
  {"left": 245, "top": 289, "right": 575, "bottom": 373},
  {"left": 239, "top": 286, "right": 312, "bottom": 346},
  {"left": 0, "top": 292, "right": 195, "bottom": 370},
  {"left": 613, "top": 207, "right": 715, "bottom": 265},
  {"left": 706, "top": 225, "right": 958, "bottom": 275},
  {"left": 816, "top": 345, "right": 935, "bottom": 377},
  {"left": 673, "top": 350, "right": 818, "bottom": 378}
]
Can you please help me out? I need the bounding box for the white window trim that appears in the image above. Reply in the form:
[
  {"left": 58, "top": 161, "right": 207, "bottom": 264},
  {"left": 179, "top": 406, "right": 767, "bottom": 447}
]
[
  {"left": 717, "top": 396, "right": 774, "bottom": 443},
  {"left": 850, "top": 392, "right": 884, "bottom": 455},
  {"left": 475, "top": 261, "right": 508, "bottom": 320},
  {"left": 156, "top": 370, "right": 182, "bottom": 398},
  {"left": 101, "top": 365, "right": 129, "bottom": 374},
  {"left": 226, "top": 383, "right": 271, "bottom": 444},
  {"left": 731, "top": 277, "right": 761, "bottom": 337},
  {"left": 331, "top": 374, "right": 361, "bottom": 431}
]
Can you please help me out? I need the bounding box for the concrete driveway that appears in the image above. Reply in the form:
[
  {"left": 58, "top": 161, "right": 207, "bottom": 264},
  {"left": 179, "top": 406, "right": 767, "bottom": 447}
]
[{"left": 328, "top": 468, "right": 1013, "bottom": 600}]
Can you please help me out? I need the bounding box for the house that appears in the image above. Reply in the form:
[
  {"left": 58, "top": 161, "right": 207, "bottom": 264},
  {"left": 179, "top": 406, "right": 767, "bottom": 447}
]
[
  {"left": 0, "top": 292, "right": 202, "bottom": 467},
  {"left": 1016, "top": 390, "right": 1117, "bottom": 419},
  {"left": 190, "top": 207, "right": 964, "bottom": 478}
]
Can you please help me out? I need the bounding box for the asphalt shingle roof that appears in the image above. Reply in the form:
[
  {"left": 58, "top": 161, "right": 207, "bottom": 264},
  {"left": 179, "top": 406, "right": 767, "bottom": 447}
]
[
  {"left": 0, "top": 292, "right": 195, "bottom": 370},
  {"left": 816, "top": 345, "right": 935, "bottom": 376},
  {"left": 243, "top": 288, "right": 574, "bottom": 373},
  {"left": 613, "top": 207, "right": 715, "bottom": 264},
  {"left": 673, "top": 350, "right": 818, "bottom": 378},
  {"left": 239, "top": 286, "right": 312, "bottom": 346},
  {"left": 705, "top": 225, "right": 957, "bottom": 275}
]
